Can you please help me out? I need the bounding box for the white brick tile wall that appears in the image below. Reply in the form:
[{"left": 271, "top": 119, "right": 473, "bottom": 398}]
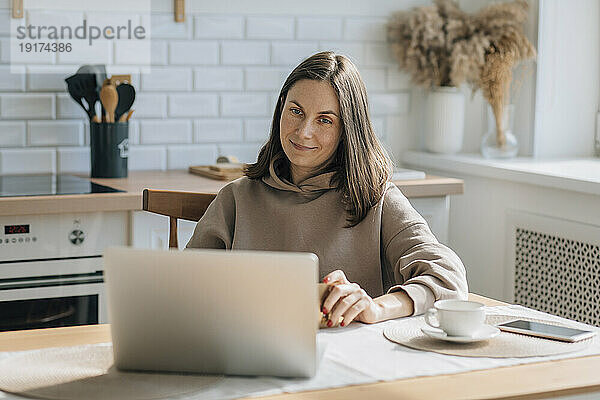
[
  {"left": 245, "top": 67, "right": 289, "bottom": 91},
  {"left": 128, "top": 145, "right": 167, "bottom": 171},
  {"left": 386, "top": 115, "right": 415, "bottom": 156},
  {"left": 0, "top": 66, "right": 25, "bottom": 91},
  {"left": 57, "top": 94, "right": 88, "bottom": 119},
  {"left": 57, "top": 147, "right": 90, "bottom": 173},
  {"left": 343, "top": 18, "right": 387, "bottom": 41},
  {"left": 218, "top": 143, "right": 262, "bottom": 164},
  {"left": 297, "top": 17, "right": 343, "bottom": 40},
  {"left": 140, "top": 67, "right": 192, "bottom": 91},
  {"left": 0, "top": 121, "right": 26, "bottom": 147},
  {"left": 194, "top": 67, "right": 243, "bottom": 91},
  {"left": 83, "top": 12, "right": 141, "bottom": 27},
  {"left": 0, "top": 38, "right": 9, "bottom": 64},
  {"left": 0, "top": 10, "right": 11, "bottom": 36},
  {"left": 221, "top": 94, "right": 269, "bottom": 117},
  {"left": 271, "top": 42, "right": 318, "bottom": 65},
  {"left": 28, "top": 120, "right": 84, "bottom": 146},
  {"left": 57, "top": 40, "right": 112, "bottom": 65},
  {"left": 150, "top": 41, "right": 168, "bottom": 65},
  {"left": 168, "top": 94, "right": 219, "bottom": 117},
  {"left": 244, "top": 118, "right": 271, "bottom": 142},
  {"left": 371, "top": 117, "right": 385, "bottom": 139},
  {"left": 319, "top": 42, "right": 364, "bottom": 65},
  {"left": 387, "top": 67, "right": 411, "bottom": 90},
  {"left": 26, "top": 10, "right": 83, "bottom": 30},
  {"left": 222, "top": 41, "right": 270, "bottom": 65},
  {"left": 83, "top": 123, "right": 90, "bottom": 146},
  {"left": 114, "top": 40, "right": 152, "bottom": 66},
  {"left": 370, "top": 93, "right": 410, "bottom": 115},
  {"left": 0, "top": 12, "right": 411, "bottom": 172},
  {"left": 128, "top": 120, "right": 140, "bottom": 145},
  {"left": 194, "top": 119, "right": 243, "bottom": 143},
  {"left": 360, "top": 68, "right": 387, "bottom": 91},
  {"left": 1, "top": 94, "right": 55, "bottom": 119},
  {"left": 134, "top": 94, "right": 167, "bottom": 118},
  {"left": 365, "top": 43, "right": 396, "bottom": 66},
  {"left": 169, "top": 41, "right": 219, "bottom": 65},
  {"left": 145, "top": 14, "right": 192, "bottom": 39},
  {"left": 0, "top": 148, "right": 56, "bottom": 174},
  {"left": 195, "top": 16, "right": 244, "bottom": 39},
  {"left": 139, "top": 120, "right": 192, "bottom": 144},
  {"left": 10, "top": 41, "right": 56, "bottom": 64},
  {"left": 166, "top": 144, "right": 218, "bottom": 169},
  {"left": 246, "top": 17, "right": 294, "bottom": 39},
  {"left": 26, "top": 66, "right": 74, "bottom": 91}
]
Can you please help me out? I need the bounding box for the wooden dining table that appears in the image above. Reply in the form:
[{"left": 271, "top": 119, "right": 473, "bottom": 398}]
[{"left": 1, "top": 293, "right": 599, "bottom": 400}]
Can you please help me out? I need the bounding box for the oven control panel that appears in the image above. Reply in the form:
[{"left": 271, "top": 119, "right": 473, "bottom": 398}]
[{"left": 0, "top": 212, "right": 128, "bottom": 262}]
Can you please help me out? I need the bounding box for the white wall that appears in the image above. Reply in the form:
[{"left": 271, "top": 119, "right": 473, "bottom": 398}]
[
  {"left": 533, "top": 0, "right": 600, "bottom": 158},
  {"left": 0, "top": 0, "right": 422, "bottom": 175}
]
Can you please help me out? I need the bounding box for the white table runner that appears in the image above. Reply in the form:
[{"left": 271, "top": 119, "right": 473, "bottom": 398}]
[{"left": 1, "top": 305, "right": 599, "bottom": 400}]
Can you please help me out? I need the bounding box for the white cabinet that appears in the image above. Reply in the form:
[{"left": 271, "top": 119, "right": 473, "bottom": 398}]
[
  {"left": 409, "top": 196, "right": 450, "bottom": 244},
  {"left": 130, "top": 195, "right": 451, "bottom": 249},
  {"left": 130, "top": 211, "right": 197, "bottom": 250}
]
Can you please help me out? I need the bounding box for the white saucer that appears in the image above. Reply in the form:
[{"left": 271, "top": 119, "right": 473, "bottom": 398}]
[{"left": 421, "top": 325, "right": 501, "bottom": 343}]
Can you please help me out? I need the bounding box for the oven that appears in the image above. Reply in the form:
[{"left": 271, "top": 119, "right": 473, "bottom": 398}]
[{"left": 0, "top": 211, "right": 128, "bottom": 332}]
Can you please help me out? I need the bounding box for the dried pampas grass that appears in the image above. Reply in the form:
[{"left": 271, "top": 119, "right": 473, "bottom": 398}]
[{"left": 387, "top": 0, "right": 536, "bottom": 147}]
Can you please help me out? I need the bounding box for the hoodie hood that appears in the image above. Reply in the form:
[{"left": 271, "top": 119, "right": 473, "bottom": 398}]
[{"left": 261, "top": 152, "right": 337, "bottom": 194}]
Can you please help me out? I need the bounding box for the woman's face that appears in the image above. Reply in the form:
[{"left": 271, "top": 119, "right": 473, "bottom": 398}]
[{"left": 279, "top": 79, "right": 342, "bottom": 184}]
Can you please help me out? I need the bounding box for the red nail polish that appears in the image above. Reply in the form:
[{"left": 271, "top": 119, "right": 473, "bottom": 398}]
[
  {"left": 327, "top": 320, "right": 332, "bottom": 327},
  {"left": 322, "top": 307, "right": 328, "bottom": 314},
  {"left": 323, "top": 277, "right": 329, "bottom": 283},
  {"left": 341, "top": 322, "right": 345, "bottom": 327}
]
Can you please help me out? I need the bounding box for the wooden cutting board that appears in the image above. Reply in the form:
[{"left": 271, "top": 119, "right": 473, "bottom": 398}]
[{"left": 188, "top": 165, "right": 245, "bottom": 181}]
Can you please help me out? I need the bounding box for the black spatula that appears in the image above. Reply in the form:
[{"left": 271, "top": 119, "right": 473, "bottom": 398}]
[
  {"left": 115, "top": 83, "right": 136, "bottom": 122},
  {"left": 65, "top": 74, "right": 97, "bottom": 121}
]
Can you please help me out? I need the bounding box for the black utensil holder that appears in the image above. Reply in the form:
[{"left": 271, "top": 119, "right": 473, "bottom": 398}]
[{"left": 90, "top": 122, "right": 128, "bottom": 178}]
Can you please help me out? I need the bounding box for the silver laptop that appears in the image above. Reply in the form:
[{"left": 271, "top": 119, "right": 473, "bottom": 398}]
[{"left": 103, "top": 246, "right": 319, "bottom": 378}]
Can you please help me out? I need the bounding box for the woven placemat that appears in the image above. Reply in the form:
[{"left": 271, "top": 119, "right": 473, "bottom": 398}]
[
  {"left": 0, "top": 343, "right": 223, "bottom": 400},
  {"left": 384, "top": 314, "right": 596, "bottom": 358}
]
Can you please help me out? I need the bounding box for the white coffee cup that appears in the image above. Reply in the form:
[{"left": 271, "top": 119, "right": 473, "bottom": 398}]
[{"left": 425, "top": 299, "right": 486, "bottom": 337}]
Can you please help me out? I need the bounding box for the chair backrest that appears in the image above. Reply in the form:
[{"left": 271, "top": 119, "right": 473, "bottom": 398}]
[{"left": 142, "top": 189, "right": 216, "bottom": 249}]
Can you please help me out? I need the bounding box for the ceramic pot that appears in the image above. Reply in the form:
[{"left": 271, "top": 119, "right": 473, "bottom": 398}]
[{"left": 424, "top": 87, "right": 465, "bottom": 154}]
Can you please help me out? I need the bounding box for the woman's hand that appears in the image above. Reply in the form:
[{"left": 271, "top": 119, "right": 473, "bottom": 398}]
[{"left": 321, "top": 270, "right": 383, "bottom": 327}]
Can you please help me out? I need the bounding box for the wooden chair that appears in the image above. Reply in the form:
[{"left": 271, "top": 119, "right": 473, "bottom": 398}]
[{"left": 142, "top": 189, "right": 216, "bottom": 249}]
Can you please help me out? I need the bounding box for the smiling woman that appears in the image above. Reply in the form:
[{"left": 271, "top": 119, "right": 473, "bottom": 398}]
[{"left": 186, "top": 51, "right": 468, "bottom": 327}]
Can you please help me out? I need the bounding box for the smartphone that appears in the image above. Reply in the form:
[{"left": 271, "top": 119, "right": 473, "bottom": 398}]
[{"left": 497, "top": 319, "right": 596, "bottom": 342}]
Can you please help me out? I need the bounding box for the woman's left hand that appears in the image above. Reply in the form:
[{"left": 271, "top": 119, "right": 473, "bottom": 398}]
[{"left": 321, "top": 270, "right": 383, "bottom": 327}]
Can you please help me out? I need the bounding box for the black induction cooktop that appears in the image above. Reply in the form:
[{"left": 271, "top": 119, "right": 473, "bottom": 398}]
[{"left": 0, "top": 174, "right": 124, "bottom": 197}]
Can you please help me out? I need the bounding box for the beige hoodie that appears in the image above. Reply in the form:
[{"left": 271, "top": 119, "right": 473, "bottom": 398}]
[{"left": 186, "top": 153, "right": 468, "bottom": 315}]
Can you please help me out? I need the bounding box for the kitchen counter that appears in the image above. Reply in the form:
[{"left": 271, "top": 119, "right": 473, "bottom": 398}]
[{"left": 0, "top": 170, "right": 463, "bottom": 216}]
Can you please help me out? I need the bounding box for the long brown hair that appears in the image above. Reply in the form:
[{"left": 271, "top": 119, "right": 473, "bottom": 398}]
[{"left": 245, "top": 51, "right": 394, "bottom": 227}]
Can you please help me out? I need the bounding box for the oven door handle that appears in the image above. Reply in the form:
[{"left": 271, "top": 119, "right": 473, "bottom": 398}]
[
  {"left": 0, "top": 271, "right": 104, "bottom": 291},
  {"left": 0, "top": 256, "right": 103, "bottom": 280}
]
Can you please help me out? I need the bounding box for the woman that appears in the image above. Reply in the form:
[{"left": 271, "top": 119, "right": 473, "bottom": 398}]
[{"left": 187, "top": 51, "right": 468, "bottom": 327}]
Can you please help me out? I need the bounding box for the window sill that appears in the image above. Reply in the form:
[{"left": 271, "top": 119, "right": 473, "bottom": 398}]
[{"left": 401, "top": 151, "right": 600, "bottom": 196}]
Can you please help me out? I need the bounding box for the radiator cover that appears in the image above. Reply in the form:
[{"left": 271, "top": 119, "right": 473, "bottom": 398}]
[{"left": 507, "top": 211, "right": 600, "bottom": 326}]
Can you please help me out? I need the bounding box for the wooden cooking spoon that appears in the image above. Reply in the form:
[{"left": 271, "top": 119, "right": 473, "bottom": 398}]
[{"left": 100, "top": 83, "right": 118, "bottom": 123}]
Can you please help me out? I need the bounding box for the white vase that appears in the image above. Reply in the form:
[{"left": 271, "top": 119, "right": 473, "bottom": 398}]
[{"left": 424, "top": 87, "right": 465, "bottom": 154}]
